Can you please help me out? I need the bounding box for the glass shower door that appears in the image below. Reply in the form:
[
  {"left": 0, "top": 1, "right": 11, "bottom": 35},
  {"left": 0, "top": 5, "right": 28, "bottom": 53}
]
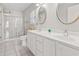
[
  {"left": 4, "top": 15, "right": 16, "bottom": 39},
  {"left": 4, "top": 15, "right": 24, "bottom": 39}
]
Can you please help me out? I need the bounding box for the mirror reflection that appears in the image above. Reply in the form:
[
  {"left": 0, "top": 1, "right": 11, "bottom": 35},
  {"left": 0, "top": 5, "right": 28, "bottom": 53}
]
[{"left": 56, "top": 3, "right": 79, "bottom": 24}]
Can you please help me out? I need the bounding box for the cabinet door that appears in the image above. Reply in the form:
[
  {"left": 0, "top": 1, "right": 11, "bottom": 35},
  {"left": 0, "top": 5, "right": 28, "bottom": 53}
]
[
  {"left": 27, "top": 32, "right": 36, "bottom": 55},
  {"left": 56, "top": 42, "right": 79, "bottom": 56},
  {"left": 30, "top": 33, "right": 36, "bottom": 55},
  {"left": 44, "top": 39, "right": 55, "bottom": 56},
  {"left": 35, "top": 35, "right": 44, "bottom": 56}
]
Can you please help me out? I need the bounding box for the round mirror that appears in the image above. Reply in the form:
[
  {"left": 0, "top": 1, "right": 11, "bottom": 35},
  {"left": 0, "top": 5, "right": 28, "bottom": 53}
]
[
  {"left": 56, "top": 3, "right": 79, "bottom": 25},
  {"left": 37, "top": 7, "right": 47, "bottom": 24}
]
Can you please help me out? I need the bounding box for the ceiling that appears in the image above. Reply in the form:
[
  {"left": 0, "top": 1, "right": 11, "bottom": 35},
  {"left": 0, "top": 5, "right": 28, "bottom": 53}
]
[{"left": 0, "top": 3, "right": 32, "bottom": 11}]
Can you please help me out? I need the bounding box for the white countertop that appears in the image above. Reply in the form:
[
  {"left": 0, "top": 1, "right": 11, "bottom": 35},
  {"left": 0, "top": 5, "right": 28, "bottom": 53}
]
[{"left": 27, "top": 30, "right": 79, "bottom": 50}]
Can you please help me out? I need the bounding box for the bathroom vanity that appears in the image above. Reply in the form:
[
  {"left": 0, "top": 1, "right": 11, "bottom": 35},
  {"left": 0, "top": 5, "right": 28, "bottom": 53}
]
[{"left": 27, "top": 30, "right": 79, "bottom": 56}]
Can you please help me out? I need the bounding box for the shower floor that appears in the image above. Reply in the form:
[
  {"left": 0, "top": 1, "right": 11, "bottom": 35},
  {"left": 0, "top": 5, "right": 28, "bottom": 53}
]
[{"left": 0, "top": 39, "right": 34, "bottom": 56}]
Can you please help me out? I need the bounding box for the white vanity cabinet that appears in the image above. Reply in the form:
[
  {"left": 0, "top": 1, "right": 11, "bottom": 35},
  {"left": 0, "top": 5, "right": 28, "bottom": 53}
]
[
  {"left": 35, "top": 35, "right": 44, "bottom": 56},
  {"left": 27, "top": 32, "right": 56, "bottom": 56},
  {"left": 27, "top": 31, "right": 79, "bottom": 56},
  {"left": 56, "top": 42, "right": 79, "bottom": 56},
  {"left": 44, "top": 39, "right": 55, "bottom": 56},
  {"left": 27, "top": 32, "right": 44, "bottom": 56},
  {"left": 29, "top": 33, "right": 36, "bottom": 54},
  {"left": 35, "top": 35, "right": 56, "bottom": 56},
  {"left": 27, "top": 32, "right": 36, "bottom": 55}
]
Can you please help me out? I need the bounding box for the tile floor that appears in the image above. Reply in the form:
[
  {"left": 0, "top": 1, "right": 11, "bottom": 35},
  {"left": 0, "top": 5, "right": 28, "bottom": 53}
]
[{"left": 0, "top": 39, "right": 34, "bottom": 56}]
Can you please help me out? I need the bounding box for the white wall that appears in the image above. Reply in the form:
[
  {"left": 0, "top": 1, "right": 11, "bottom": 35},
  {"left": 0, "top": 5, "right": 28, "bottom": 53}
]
[{"left": 40, "top": 3, "right": 66, "bottom": 32}]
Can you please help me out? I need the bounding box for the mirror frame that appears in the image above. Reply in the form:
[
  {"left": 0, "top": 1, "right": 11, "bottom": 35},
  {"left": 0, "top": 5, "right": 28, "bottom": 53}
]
[
  {"left": 56, "top": 4, "right": 79, "bottom": 25},
  {"left": 37, "top": 6, "right": 47, "bottom": 24}
]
